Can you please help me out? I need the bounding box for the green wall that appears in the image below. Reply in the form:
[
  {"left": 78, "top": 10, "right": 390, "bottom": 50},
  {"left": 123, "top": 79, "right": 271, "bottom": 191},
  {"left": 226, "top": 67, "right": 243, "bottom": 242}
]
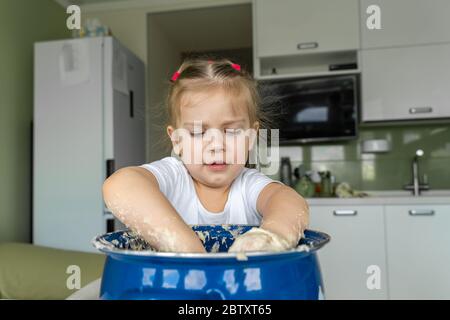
[
  {"left": 279, "top": 123, "right": 450, "bottom": 191},
  {"left": 0, "top": 0, "right": 69, "bottom": 242}
]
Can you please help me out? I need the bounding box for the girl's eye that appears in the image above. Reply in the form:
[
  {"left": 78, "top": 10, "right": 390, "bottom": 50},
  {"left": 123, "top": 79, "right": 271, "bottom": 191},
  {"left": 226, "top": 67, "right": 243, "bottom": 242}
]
[
  {"left": 225, "top": 128, "right": 244, "bottom": 135},
  {"left": 190, "top": 131, "right": 204, "bottom": 137}
]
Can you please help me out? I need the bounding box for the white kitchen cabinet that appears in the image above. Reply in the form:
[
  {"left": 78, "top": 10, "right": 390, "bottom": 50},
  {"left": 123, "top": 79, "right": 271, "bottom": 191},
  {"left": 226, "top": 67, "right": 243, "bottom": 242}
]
[
  {"left": 360, "top": 0, "right": 450, "bottom": 49},
  {"left": 254, "top": 0, "right": 360, "bottom": 58},
  {"left": 361, "top": 43, "right": 450, "bottom": 122},
  {"left": 309, "top": 205, "right": 388, "bottom": 299},
  {"left": 385, "top": 205, "right": 450, "bottom": 299}
]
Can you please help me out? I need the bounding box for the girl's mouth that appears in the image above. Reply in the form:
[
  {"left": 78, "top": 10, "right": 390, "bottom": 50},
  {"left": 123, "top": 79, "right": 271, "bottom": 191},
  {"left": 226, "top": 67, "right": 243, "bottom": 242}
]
[{"left": 204, "top": 162, "right": 228, "bottom": 171}]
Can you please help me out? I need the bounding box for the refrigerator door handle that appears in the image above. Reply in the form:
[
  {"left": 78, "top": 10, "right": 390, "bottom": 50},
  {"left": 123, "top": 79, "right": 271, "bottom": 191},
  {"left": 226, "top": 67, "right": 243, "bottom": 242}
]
[
  {"left": 106, "top": 159, "right": 115, "bottom": 178},
  {"left": 129, "top": 90, "right": 134, "bottom": 118},
  {"left": 106, "top": 218, "right": 115, "bottom": 233}
]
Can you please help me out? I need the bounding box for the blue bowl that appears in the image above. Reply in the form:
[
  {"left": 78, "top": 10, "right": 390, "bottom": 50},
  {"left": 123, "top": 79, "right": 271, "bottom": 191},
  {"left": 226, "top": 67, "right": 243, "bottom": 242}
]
[{"left": 93, "top": 225, "right": 330, "bottom": 300}]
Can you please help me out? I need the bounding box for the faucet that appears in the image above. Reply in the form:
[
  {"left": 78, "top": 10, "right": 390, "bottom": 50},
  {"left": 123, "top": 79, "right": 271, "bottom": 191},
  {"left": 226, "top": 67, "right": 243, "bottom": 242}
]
[{"left": 404, "top": 149, "right": 429, "bottom": 196}]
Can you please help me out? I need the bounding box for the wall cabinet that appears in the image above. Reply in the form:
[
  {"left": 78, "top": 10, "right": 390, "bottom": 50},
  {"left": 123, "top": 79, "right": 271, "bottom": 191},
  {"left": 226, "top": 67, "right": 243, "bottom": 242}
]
[
  {"left": 360, "top": 0, "right": 450, "bottom": 49},
  {"left": 361, "top": 43, "right": 450, "bottom": 122},
  {"left": 309, "top": 205, "right": 388, "bottom": 299},
  {"left": 254, "top": 0, "right": 360, "bottom": 58},
  {"left": 385, "top": 205, "right": 450, "bottom": 299}
]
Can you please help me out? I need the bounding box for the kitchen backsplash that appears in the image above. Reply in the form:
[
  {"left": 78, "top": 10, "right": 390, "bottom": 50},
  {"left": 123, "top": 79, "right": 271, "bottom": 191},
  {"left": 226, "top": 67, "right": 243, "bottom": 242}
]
[{"left": 269, "top": 123, "right": 450, "bottom": 191}]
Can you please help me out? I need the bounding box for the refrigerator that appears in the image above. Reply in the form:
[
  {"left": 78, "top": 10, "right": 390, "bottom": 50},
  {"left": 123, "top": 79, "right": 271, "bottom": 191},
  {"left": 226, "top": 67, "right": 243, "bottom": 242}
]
[{"left": 33, "top": 36, "right": 145, "bottom": 252}]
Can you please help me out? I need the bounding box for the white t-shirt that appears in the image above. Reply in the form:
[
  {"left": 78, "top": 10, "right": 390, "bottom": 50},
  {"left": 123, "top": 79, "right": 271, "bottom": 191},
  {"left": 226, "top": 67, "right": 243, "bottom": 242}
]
[{"left": 139, "top": 157, "right": 282, "bottom": 225}]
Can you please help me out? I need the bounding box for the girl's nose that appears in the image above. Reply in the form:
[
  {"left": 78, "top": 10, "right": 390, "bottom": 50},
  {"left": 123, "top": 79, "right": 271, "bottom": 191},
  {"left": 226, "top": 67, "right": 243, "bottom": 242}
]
[
  {"left": 203, "top": 129, "right": 225, "bottom": 151},
  {"left": 205, "top": 138, "right": 225, "bottom": 153}
]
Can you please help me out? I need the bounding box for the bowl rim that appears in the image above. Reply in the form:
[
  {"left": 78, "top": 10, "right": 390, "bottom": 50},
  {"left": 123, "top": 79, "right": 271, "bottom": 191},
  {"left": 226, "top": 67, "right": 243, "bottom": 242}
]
[{"left": 91, "top": 225, "right": 330, "bottom": 260}]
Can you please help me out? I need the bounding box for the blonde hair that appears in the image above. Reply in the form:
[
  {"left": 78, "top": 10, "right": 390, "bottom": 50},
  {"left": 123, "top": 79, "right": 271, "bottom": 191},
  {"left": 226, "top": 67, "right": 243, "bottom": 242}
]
[{"left": 165, "top": 56, "right": 270, "bottom": 130}]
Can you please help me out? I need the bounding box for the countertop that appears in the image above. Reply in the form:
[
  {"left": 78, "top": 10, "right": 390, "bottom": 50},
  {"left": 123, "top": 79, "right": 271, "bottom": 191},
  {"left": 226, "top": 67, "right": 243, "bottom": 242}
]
[{"left": 305, "top": 190, "right": 450, "bottom": 206}]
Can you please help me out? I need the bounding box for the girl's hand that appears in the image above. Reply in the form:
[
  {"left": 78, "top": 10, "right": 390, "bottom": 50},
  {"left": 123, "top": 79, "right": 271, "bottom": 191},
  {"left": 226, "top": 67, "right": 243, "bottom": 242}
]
[{"left": 228, "top": 227, "right": 293, "bottom": 253}]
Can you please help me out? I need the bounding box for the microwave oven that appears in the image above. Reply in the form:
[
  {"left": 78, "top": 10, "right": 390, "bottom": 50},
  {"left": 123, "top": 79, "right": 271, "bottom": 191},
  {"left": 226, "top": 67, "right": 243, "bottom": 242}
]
[{"left": 259, "top": 75, "right": 359, "bottom": 144}]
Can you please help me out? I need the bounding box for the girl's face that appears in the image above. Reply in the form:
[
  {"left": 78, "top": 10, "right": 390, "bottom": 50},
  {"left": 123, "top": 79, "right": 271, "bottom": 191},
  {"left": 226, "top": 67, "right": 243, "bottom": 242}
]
[{"left": 167, "top": 88, "right": 258, "bottom": 188}]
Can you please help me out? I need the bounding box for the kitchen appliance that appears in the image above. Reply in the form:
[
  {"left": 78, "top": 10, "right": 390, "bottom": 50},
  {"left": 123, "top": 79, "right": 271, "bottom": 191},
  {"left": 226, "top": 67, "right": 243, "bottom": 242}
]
[
  {"left": 259, "top": 75, "right": 359, "bottom": 144},
  {"left": 33, "top": 37, "right": 145, "bottom": 252},
  {"left": 93, "top": 225, "right": 330, "bottom": 300}
]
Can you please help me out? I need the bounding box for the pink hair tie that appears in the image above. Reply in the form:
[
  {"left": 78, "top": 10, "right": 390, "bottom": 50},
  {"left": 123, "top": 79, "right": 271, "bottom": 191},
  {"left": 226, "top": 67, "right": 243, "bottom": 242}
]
[
  {"left": 170, "top": 70, "right": 180, "bottom": 82},
  {"left": 231, "top": 63, "right": 241, "bottom": 71}
]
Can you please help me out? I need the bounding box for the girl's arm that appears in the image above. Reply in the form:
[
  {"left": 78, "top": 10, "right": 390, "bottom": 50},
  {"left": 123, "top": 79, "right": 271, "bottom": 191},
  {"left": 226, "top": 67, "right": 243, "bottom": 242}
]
[
  {"left": 229, "top": 183, "right": 309, "bottom": 252},
  {"left": 102, "top": 167, "right": 206, "bottom": 253},
  {"left": 257, "top": 183, "right": 309, "bottom": 247}
]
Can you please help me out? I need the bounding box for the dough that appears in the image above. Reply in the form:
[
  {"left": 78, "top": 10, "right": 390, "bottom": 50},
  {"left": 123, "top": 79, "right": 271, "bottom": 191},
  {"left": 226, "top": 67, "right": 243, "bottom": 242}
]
[{"left": 228, "top": 227, "right": 291, "bottom": 253}]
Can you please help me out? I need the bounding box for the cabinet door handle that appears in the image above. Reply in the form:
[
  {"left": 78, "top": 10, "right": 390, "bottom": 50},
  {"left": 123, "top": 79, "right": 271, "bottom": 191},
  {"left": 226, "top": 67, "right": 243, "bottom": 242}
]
[
  {"left": 297, "top": 42, "right": 318, "bottom": 50},
  {"left": 409, "top": 209, "right": 435, "bottom": 216},
  {"left": 409, "top": 107, "right": 433, "bottom": 114},
  {"left": 333, "top": 210, "right": 357, "bottom": 216}
]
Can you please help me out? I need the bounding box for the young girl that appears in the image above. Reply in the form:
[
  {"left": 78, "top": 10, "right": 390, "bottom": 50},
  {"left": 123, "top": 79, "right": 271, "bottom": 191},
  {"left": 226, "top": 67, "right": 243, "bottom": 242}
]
[{"left": 102, "top": 58, "right": 309, "bottom": 254}]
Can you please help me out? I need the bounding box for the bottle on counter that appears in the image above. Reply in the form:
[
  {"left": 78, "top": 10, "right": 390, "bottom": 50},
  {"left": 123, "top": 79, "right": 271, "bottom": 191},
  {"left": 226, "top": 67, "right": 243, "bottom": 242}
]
[
  {"left": 308, "top": 170, "right": 322, "bottom": 196},
  {"left": 279, "top": 157, "right": 293, "bottom": 187},
  {"left": 319, "top": 171, "right": 333, "bottom": 197},
  {"left": 295, "top": 174, "right": 316, "bottom": 198}
]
